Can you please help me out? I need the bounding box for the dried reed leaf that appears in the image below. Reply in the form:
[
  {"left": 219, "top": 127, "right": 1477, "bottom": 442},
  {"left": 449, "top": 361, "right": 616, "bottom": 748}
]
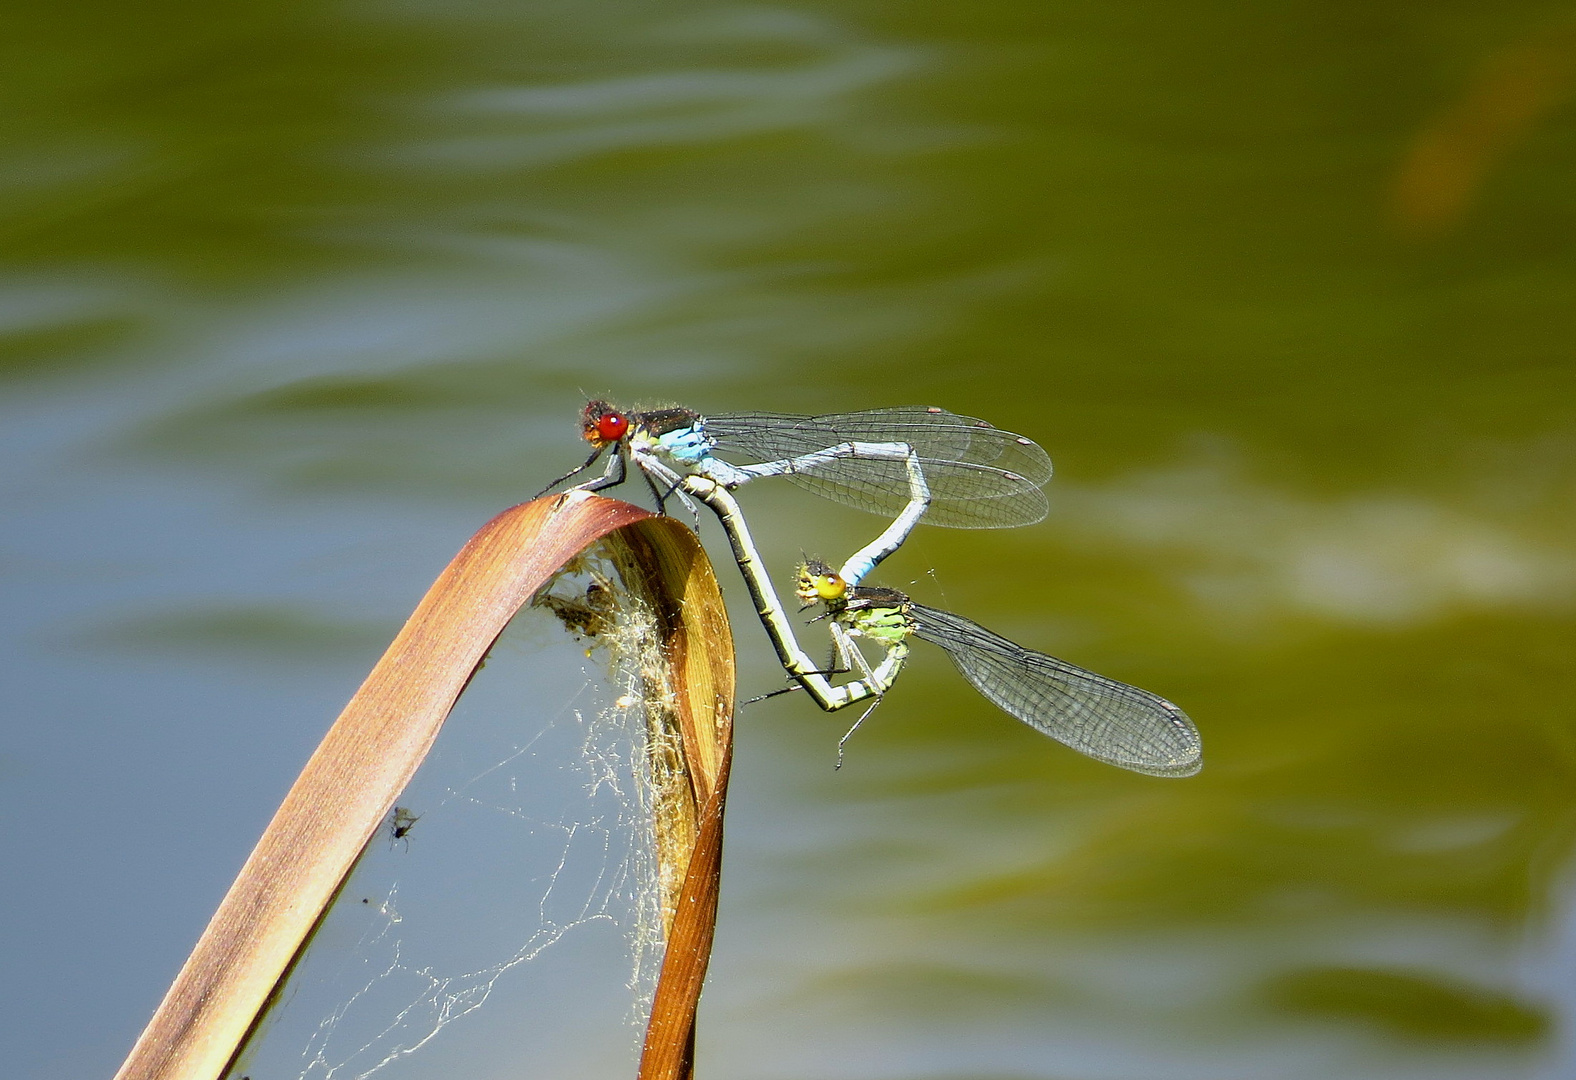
[
  {"left": 637, "top": 741, "right": 731, "bottom": 1080},
  {"left": 609, "top": 521, "right": 737, "bottom": 1080},
  {"left": 113, "top": 491, "right": 736, "bottom": 1080}
]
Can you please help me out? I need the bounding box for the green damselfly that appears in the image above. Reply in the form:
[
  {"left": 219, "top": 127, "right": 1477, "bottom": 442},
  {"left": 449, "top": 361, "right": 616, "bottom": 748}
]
[{"left": 676, "top": 475, "right": 1200, "bottom": 776}]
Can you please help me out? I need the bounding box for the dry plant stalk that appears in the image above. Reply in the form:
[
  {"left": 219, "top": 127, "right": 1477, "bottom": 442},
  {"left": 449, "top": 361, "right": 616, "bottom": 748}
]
[
  {"left": 607, "top": 525, "right": 736, "bottom": 1080},
  {"left": 112, "top": 491, "right": 736, "bottom": 1080},
  {"left": 602, "top": 522, "right": 732, "bottom": 931}
]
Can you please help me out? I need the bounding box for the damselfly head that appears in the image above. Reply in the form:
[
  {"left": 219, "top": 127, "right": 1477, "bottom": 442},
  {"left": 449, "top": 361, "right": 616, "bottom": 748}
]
[
  {"left": 581, "top": 400, "right": 631, "bottom": 447},
  {"left": 794, "top": 559, "right": 847, "bottom": 607}
]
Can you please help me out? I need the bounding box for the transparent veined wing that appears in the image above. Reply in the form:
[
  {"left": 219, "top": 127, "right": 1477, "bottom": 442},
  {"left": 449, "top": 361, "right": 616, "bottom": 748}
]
[
  {"left": 908, "top": 603, "right": 1201, "bottom": 776},
  {"left": 701, "top": 408, "right": 1052, "bottom": 528}
]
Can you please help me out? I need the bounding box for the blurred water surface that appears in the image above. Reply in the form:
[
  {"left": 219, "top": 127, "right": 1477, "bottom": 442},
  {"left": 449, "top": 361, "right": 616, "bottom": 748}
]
[{"left": 5, "top": 0, "right": 1576, "bottom": 1077}]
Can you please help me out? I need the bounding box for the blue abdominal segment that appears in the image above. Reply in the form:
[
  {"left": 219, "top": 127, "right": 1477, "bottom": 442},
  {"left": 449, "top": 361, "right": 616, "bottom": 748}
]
[{"left": 654, "top": 425, "right": 713, "bottom": 464}]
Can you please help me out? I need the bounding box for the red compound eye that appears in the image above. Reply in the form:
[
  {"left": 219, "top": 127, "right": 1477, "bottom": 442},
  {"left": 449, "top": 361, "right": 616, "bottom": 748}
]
[{"left": 596, "top": 412, "right": 629, "bottom": 442}]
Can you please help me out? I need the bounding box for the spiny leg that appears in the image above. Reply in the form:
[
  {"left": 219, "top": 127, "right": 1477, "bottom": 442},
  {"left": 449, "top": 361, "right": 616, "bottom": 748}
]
[
  {"left": 833, "top": 621, "right": 881, "bottom": 684},
  {"left": 637, "top": 453, "right": 671, "bottom": 511},
  {"left": 836, "top": 697, "right": 883, "bottom": 769},
  {"left": 742, "top": 656, "right": 854, "bottom": 705},
  {"left": 636, "top": 452, "right": 703, "bottom": 528},
  {"left": 669, "top": 482, "right": 703, "bottom": 531},
  {"left": 743, "top": 683, "right": 801, "bottom": 706},
  {"left": 823, "top": 618, "right": 856, "bottom": 676},
  {"left": 535, "top": 444, "right": 611, "bottom": 498},
  {"left": 578, "top": 447, "right": 628, "bottom": 493},
  {"left": 830, "top": 621, "right": 887, "bottom": 768}
]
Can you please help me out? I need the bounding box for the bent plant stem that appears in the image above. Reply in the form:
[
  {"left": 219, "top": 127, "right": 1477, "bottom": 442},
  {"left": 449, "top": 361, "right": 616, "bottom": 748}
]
[{"left": 112, "top": 491, "right": 735, "bottom": 1080}]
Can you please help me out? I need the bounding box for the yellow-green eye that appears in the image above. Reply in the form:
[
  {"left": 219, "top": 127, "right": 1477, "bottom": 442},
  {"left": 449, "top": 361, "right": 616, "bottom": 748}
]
[{"left": 814, "top": 573, "right": 846, "bottom": 601}]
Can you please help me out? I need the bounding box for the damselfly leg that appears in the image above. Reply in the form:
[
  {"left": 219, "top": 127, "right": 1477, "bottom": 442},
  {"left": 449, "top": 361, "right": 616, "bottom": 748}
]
[{"left": 533, "top": 443, "right": 614, "bottom": 499}]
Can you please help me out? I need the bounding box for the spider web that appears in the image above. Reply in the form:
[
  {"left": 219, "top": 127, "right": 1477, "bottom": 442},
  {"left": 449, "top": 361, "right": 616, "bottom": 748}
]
[{"left": 230, "top": 548, "right": 673, "bottom": 1080}]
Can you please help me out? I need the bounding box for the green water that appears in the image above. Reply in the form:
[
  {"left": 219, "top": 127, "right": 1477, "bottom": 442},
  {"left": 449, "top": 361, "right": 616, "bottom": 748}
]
[{"left": 6, "top": 1, "right": 1575, "bottom": 1076}]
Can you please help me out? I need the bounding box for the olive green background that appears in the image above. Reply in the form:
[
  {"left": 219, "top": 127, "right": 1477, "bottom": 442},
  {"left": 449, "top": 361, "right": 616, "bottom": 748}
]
[{"left": 5, "top": 1, "right": 1575, "bottom": 1076}]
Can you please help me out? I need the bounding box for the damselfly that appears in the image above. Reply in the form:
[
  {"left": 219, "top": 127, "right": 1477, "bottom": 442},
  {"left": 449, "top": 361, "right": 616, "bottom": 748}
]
[
  {"left": 538, "top": 401, "right": 1051, "bottom": 584},
  {"left": 675, "top": 474, "right": 1200, "bottom": 777},
  {"left": 794, "top": 561, "right": 1202, "bottom": 776}
]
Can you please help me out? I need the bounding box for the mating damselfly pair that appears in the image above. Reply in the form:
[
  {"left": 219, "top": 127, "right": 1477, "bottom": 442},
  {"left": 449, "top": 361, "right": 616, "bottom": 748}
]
[{"left": 537, "top": 401, "right": 1201, "bottom": 777}]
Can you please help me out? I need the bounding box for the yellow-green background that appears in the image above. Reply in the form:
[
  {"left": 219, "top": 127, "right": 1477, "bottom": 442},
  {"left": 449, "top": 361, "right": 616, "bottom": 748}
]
[{"left": 6, "top": 1, "right": 1575, "bottom": 1076}]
